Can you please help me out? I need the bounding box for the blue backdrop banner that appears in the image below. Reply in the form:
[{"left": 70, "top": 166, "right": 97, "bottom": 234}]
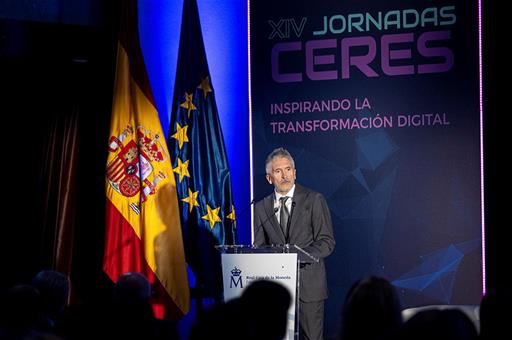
[{"left": 250, "top": 0, "right": 483, "bottom": 337}]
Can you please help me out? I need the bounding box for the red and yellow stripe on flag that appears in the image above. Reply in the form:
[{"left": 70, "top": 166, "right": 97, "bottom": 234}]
[{"left": 103, "top": 0, "right": 189, "bottom": 318}]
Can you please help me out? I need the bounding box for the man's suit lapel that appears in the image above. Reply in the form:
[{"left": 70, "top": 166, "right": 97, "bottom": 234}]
[
  {"left": 288, "top": 184, "right": 306, "bottom": 243},
  {"left": 264, "top": 194, "right": 286, "bottom": 243}
]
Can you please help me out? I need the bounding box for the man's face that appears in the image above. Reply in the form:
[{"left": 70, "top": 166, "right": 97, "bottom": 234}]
[{"left": 266, "top": 156, "right": 296, "bottom": 195}]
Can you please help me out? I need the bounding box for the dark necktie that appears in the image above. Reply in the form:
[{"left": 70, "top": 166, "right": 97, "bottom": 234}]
[{"left": 279, "top": 196, "right": 289, "bottom": 235}]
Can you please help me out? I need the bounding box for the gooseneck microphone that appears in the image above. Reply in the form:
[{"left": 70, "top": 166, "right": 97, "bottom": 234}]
[
  {"left": 262, "top": 206, "right": 279, "bottom": 227},
  {"left": 238, "top": 193, "right": 271, "bottom": 221},
  {"left": 254, "top": 206, "right": 279, "bottom": 239},
  {"left": 237, "top": 198, "right": 256, "bottom": 220},
  {"left": 285, "top": 201, "right": 296, "bottom": 244}
]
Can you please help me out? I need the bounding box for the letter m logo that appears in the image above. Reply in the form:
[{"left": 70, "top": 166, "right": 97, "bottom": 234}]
[{"left": 230, "top": 275, "right": 243, "bottom": 288}]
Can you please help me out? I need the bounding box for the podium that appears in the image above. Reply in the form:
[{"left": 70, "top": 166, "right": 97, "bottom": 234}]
[{"left": 216, "top": 244, "right": 318, "bottom": 340}]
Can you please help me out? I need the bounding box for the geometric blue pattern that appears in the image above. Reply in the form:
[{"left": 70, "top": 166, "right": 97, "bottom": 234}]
[
  {"left": 352, "top": 168, "right": 370, "bottom": 192},
  {"left": 356, "top": 131, "right": 398, "bottom": 171},
  {"left": 345, "top": 167, "right": 397, "bottom": 220},
  {"left": 392, "top": 239, "right": 480, "bottom": 303}
]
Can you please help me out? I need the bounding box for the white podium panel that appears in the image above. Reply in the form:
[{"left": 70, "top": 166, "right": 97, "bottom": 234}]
[{"left": 221, "top": 253, "right": 298, "bottom": 340}]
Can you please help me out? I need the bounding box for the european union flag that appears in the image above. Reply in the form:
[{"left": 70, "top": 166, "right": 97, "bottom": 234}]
[{"left": 168, "top": 0, "right": 237, "bottom": 298}]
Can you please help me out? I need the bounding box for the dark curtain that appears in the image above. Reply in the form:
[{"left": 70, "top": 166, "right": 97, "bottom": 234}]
[
  {"left": 0, "top": 9, "right": 118, "bottom": 302},
  {"left": 38, "top": 105, "right": 79, "bottom": 277}
]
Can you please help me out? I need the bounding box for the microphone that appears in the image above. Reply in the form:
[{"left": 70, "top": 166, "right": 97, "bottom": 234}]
[
  {"left": 253, "top": 206, "right": 279, "bottom": 244},
  {"left": 236, "top": 198, "right": 256, "bottom": 220},
  {"left": 262, "top": 206, "right": 279, "bottom": 226},
  {"left": 238, "top": 193, "right": 270, "bottom": 221},
  {"left": 285, "top": 201, "right": 296, "bottom": 244}
]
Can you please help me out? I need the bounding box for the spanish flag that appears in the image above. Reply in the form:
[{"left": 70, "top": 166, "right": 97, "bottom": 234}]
[{"left": 103, "top": 0, "right": 189, "bottom": 318}]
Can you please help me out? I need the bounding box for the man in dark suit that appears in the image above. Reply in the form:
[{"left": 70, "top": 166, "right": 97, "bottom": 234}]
[{"left": 253, "top": 147, "right": 335, "bottom": 340}]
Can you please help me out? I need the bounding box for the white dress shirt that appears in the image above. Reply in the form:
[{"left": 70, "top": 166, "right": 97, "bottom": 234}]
[{"left": 274, "top": 185, "right": 295, "bottom": 224}]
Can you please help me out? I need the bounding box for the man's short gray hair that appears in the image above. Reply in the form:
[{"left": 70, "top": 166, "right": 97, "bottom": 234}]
[{"left": 265, "top": 147, "right": 295, "bottom": 174}]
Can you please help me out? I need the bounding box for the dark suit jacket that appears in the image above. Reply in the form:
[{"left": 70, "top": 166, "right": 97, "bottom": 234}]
[{"left": 253, "top": 184, "right": 335, "bottom": 302}]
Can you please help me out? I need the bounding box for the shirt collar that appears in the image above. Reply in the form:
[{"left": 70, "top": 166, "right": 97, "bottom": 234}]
[{"left": 274, "top": 184, "right": 296, "bottom": 203}]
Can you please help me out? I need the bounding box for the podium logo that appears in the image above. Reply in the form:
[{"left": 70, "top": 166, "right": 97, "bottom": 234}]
[{"left": 230, "top": 266, "right": 243, "bottom": 288}]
